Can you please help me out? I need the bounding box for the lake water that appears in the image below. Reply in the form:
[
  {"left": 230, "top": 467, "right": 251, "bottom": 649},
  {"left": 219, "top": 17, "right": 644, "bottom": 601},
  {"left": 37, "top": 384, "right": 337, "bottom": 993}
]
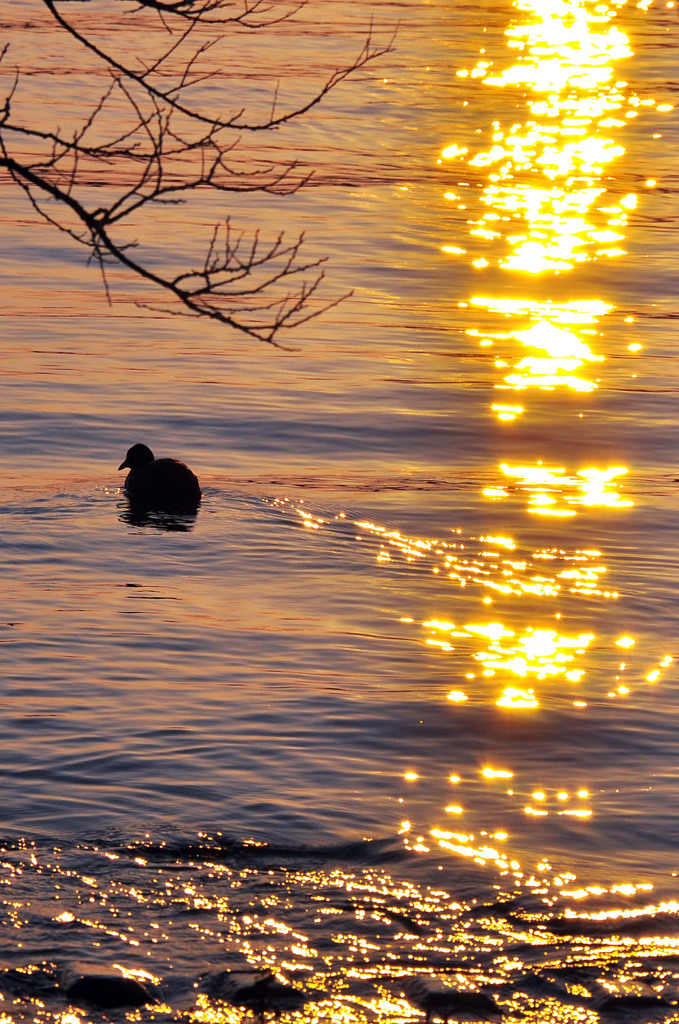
[{"left": 1, "top": 0, "right": 679, "bottom": 1020}]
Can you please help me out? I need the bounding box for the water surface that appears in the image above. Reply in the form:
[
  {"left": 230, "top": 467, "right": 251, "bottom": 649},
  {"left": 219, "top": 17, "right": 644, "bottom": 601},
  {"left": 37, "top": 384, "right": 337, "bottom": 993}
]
[{"left": 1, "top": 0, "right": 679, "bottom": 1020}]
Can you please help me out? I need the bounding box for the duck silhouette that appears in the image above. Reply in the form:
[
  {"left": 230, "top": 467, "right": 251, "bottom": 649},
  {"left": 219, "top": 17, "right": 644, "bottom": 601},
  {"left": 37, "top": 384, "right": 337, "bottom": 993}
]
[{"left": 118, "top": 443, "right": 201, "bottom": 513}]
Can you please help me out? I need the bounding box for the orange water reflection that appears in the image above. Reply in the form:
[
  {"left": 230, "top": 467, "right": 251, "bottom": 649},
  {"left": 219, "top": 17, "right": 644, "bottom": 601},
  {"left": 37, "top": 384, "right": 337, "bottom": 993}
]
[
  {"left": 430, "top": 0, "right": 674, "bottom": 888},
  {"left": 271, "top": 493, "right": 675, "bottom": 895},
  {"left": 268, "top": 0, "right": 676, "bottom": 899},
  {"left": 441, "top": 0, "right": 673, "bottom": 419},
  {"left": 445, "top": 0, "right": 647, "bottom": 275},
  {"left": 469, "top": 295, "right": 608, "bottom": 408},
  {"left": 281, "top": 498, "right": 674, "bottom": 711},
  {"left": 483, "top": 460, "right": 633, "bottom": 515}
]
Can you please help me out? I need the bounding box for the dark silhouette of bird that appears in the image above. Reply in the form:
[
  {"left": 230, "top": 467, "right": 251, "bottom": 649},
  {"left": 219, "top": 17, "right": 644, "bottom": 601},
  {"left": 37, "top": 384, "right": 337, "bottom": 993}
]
[{"left": 118, "top": 443, "right": 201, "bottom": 513}]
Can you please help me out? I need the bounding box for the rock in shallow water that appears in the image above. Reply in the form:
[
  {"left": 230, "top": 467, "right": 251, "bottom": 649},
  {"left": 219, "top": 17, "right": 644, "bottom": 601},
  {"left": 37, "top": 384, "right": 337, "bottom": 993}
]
[
  {"left": 403, "top": 976, "right": 503, "bottom": 1022},
  {"left": 201, "top": 968, "right": 312, "bottom": 1015},
  {"left": 59, "top": 962, "right": 156, "bottom": 1008}
]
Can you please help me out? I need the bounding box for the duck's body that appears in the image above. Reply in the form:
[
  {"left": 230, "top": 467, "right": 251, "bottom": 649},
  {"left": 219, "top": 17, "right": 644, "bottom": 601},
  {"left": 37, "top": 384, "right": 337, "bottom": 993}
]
[{"left": 118, "top": 443, "right": 201, "bottom": 513}]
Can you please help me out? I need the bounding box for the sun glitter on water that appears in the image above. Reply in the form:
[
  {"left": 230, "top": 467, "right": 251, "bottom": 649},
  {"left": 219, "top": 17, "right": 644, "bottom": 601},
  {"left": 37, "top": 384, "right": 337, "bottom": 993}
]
[
  {"left": 440, "top": 0, "right": 672, "bottom": 423},
  {"left": 483, "top": 461, "right": 633, "bottom": 516}
]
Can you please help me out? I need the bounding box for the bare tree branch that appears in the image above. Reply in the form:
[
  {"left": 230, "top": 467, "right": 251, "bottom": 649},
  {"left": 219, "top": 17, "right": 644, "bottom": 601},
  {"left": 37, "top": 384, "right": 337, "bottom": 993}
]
[
  {"left": 0, "top": 2, "right": 392, "bottom": 344},
  {"left": 128, "top": 0, "right": 309, "bottom": 30},
  {"left": 41, "top": 1, "right": 394, "bottom": 131}
]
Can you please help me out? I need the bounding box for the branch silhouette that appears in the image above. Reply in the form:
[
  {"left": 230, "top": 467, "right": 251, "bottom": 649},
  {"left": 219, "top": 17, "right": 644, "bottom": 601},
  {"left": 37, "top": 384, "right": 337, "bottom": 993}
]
[{"left": 0, "top": 2, "right": 394, "bottom": 345}]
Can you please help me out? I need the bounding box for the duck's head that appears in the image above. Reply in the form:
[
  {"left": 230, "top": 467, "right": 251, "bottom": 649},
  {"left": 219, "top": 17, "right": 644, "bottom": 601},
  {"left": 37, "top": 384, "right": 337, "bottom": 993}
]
[{"left": 119, "top": 443, "right": 155, "bottom": 472}]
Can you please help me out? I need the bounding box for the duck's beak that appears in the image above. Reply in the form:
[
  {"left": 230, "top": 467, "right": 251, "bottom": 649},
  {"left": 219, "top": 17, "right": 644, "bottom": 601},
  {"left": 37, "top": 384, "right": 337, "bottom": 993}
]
[{"left": 118, "top": 459, "right": 129, "bottom": 471}]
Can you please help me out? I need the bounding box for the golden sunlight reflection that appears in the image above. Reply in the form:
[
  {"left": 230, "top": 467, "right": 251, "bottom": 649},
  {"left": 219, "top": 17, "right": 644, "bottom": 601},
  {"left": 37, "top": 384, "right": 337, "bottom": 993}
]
[
  {"left": 483, "top": 460, "right": 633, "bottom": 516},
  {"left": 268, "top": 499, "right": 676, "bottom": 892},
  {"left": 419, "top": 613, "right": 673, "bottom": 710},
  {"left": 266, "top": 500, "right": 668, "bottom": 713},
  {"left": 349, "top": 515, "right": 618, "bottom": 600},
  {"left": 481, "top": 767, "right": 514, "bottom": 780},
  {"left": 440, "top": 0, "right": 672, "bottom": 422},
  {"left": 423, "top": 618, "right": 595, "bottom": 708},
  {"left": 267, "top": 495, "right": 624, "bottom": 607},
  {"left": 439, "top": 0, "right": 671, "bottom": 275},
  {"left": 468, "top": 296, "right": 610, "bottom": 413},
  {"left": 162, "top": 843, "right": 679, "bottom": 1024},
  {"left": 421, "top": 772, "right": 601, "bottom": 886}
]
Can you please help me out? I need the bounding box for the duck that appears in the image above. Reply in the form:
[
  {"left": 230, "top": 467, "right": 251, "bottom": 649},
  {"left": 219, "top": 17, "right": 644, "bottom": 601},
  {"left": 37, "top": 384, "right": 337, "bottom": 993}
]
[{"left": 118, "top": 443, "right": 202, "bottom": 513}]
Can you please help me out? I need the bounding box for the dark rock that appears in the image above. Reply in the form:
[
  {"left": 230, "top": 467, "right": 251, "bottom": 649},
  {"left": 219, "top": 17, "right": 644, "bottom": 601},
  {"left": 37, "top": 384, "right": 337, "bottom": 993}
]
[
  {"left": 599, "top": 995, "right": 668, "bottom": 1009},
  {"left": 0, "top": 965, "right": 59, "bottom": 1001},
  {"left": 403, "top": 976, "right": 503, "bottom": 1022},
  {"left": 202, "top": 968, "right": 311, "bottom": 1016},
  {"left": 382, "top": 907, "right": 425, "bottom": 935},
  {"left": 507, "top": 972, "right": 589, "bottom": 1006},
  {"left": 597, "top": 991, "right": 670, "bottom": 1012},
  {"left": 546, "top": 911, "right": 679, "bottom": 938},
  {"left": 59, "top": 962, "right": 156, "bottom": 1008}
]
